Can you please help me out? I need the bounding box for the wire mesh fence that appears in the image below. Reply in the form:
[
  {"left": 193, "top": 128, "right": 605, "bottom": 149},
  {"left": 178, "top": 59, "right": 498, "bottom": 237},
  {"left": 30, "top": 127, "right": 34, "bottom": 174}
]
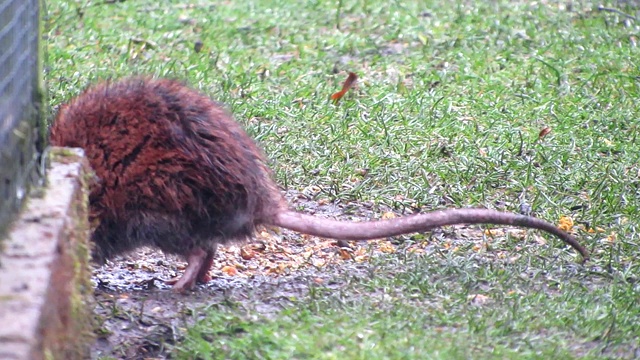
[{"left": 0, "top": 0, "right": 46, "bottom": 238}]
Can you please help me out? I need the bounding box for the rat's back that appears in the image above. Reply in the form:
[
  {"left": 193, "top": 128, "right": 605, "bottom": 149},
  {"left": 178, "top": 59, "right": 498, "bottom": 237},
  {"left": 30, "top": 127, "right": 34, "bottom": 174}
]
[{"left": 50, "top": 77, "right": 283, "bottom": 260}]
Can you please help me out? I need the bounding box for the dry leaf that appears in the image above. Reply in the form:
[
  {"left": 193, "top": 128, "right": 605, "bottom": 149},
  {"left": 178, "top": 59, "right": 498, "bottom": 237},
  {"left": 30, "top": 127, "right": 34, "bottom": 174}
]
[
  {"left": 588, "top": 227, "right": 606, "bottom": 233},
  {"left": 533, "top": 234, "right": 547, "bottom": 246},
  {"left": 251, "top": 242, "right": 267, "bottom": 252},
  {"left": 378, "top": 242, "right": 396, "bottom": 253},
  {"left": 468, "top": 294, "right": 490, "bottom": 306},
  {"left": 331, "top": 72, "right": 358, "bottom": 103},
  {"left": 558, "top": 216, "right": 574, "bottom": 232},
  {"left": 339, "top": 248, "right": 352, "bottom": 260},
  {"left": 355, "top": 168, "right": 368, "bottom": 176},
  {"left": 538, "top": 127, "right": 551, "bottom": 140},
  {"left": 240, "top": 248, "right": 255, "bottom": 260},
  {"left": 382, "top": 211, "right": 396, "bottom": 220},
  {"left": 221, "top": 266, "right": 237, "bottom": 276}
]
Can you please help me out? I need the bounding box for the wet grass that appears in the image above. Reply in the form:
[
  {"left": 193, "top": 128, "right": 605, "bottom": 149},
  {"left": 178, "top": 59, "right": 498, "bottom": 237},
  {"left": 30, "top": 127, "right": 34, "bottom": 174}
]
[
  {"left": 177, "top": 258, "right": 636, "bottom": 359},
  {"left": 45, "top": 0, "right": 640, "bottom": 358}
]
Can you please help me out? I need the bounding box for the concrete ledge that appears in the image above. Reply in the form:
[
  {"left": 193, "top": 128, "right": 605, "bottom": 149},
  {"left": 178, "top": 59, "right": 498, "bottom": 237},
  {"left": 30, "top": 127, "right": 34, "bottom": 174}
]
[{"left": 0, "top": 148, "right": 93, "bottom": 360}]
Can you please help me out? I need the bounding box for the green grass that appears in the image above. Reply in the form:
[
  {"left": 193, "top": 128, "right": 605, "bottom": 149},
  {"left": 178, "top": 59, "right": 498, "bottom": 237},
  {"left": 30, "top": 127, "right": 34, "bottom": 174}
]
[
  {"left": 46, "top": 0, "right": 640, "bottom": 358},
  {"left": 176, "top": 256, "right": 636, "bottom": 359}
]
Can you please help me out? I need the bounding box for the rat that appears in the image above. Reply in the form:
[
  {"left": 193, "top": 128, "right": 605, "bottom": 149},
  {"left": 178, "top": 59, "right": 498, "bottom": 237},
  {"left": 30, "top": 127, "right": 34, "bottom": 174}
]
[{"left": 49, "top": 76, "right": 590, "bottom": 292}]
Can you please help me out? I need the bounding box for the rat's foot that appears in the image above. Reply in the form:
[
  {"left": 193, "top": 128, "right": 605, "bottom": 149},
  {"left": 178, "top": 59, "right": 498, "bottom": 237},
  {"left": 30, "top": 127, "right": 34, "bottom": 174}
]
[
  {"left": 196, "top": 248, "right": 216, "bottom": 284},
  {"left": 168, "top": 247, "right": 208, "bottom": 293}
]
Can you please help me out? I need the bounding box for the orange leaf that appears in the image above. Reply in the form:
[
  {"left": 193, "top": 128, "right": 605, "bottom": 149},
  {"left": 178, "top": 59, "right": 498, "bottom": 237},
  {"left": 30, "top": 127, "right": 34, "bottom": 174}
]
[
  {"left": 339, "top": 248, "right": 352, "bottom": 260},
  {"left": 240, "top": 248, "right": 255, "bottom": 260},
  {"left": 331, "top": 72, "right": 358, "bottom": 103},
  {"left": 558, "top": 216, "right": 574, "bottom": 232},
  {"left": 221, "top": 265, "right": 237, "bottom": 276},
  {"left": 538, "top": 127, "right": 551, "bottom": 140},
  {"left": 381, "top": 211, "right": 396, "bottom": 220}
]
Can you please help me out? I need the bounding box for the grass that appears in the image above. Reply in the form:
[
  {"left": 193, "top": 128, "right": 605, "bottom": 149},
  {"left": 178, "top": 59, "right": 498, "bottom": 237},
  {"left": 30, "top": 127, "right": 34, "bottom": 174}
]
[
  {"left": 45, "top": 0, "right": 640, "bottom": 358},
  {"left": 176, "top": 258, "right": 636, "bottom": 359}
]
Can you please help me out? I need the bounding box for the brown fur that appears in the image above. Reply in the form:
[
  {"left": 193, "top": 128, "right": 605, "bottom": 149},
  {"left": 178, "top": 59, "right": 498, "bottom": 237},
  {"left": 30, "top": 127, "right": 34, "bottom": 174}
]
[
  {"left": 50, "top": 77, "right": 589, "bottom": 292},
  {"left": 50, "top": 77, "right": 283, "bottom": 265}
]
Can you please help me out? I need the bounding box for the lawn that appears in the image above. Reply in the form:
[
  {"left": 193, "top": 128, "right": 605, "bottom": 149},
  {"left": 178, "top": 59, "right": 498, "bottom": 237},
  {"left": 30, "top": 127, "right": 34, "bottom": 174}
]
[{"left": 46, "top": 0, "right": 640, "bottom": 359}]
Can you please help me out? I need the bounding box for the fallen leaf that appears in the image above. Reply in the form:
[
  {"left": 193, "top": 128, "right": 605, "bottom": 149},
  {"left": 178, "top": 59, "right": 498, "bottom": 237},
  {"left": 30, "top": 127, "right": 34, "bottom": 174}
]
[
  {"left": 331, "top": 72, "right": 358, "bottom": 103},
  {"left": 378, "top": 242, "right": 396, "bottom": 253},
  {"left": 468, "top": 294, "right": 490, "bottom": 306},
  {"left": 251, "top": 242, "right": 267, "bottom": 252},
  {"left": 382, "top": 211, "right": 396, "bottom": 220},
  {"left": 339, "top": 248, "right": 352, "bottom": 260},
  {"left": 221, "top": 266, "right": 237, "bottom": 276},
  {"left": 240, "top": 248, "right": 255, "bottom": 260},
  {"left": 538, "top": 127, "right": 551, "bottom": 140},
  {"left": 355, "top": 168, "right": 368, "bottom": 176},
  {"left": 558, "top": 216, "right": 574, "bottom": 232},
  {"left": 533, "top": 234, "right": 547, "bottom": 246}
]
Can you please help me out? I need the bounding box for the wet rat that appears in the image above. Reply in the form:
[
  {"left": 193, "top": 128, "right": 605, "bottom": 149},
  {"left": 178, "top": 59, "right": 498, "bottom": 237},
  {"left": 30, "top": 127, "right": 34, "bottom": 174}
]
[{"left": 49, "top": 77, "right": 589, "bottom": 292}]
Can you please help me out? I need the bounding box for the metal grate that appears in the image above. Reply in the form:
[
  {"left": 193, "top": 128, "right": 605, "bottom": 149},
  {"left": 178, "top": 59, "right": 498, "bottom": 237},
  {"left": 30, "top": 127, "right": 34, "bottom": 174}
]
[{"left": 0, "top": 0, "right": 45, "bottom": 239}]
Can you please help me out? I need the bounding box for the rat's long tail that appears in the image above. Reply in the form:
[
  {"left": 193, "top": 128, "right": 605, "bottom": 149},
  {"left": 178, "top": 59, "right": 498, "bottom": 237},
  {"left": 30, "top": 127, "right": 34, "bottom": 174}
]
[{"left": 272, "top": 208, "right": 589, "bottom": 261}]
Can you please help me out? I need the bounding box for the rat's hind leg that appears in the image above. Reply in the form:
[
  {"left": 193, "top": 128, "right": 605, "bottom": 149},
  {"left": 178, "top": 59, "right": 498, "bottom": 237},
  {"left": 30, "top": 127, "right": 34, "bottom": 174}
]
[
  {"left": 196, "top": 246, "right": 217, "bottom": 284},
  {"left": 168, "top": 247, "right": 209, "bottom": 292}
]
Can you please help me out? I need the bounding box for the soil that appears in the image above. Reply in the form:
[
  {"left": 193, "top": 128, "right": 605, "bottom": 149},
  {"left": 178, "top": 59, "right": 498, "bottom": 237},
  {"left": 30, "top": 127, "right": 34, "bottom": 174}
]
[{"left": 91, "top": 252, "right": 376, "bottom": 359}]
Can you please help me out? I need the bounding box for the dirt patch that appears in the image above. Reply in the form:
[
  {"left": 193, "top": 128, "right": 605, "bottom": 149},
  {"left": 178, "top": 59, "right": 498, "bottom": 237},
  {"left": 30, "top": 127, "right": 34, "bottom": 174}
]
[{"left": 92, "top": 258, "right": 370, "bottom": 359}]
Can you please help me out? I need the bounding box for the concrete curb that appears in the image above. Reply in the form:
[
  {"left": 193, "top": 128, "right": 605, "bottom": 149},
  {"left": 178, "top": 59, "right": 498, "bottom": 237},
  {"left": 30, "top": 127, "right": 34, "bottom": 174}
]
[{"left": 0, "top": 148, "right": 93, "bottom": 360}]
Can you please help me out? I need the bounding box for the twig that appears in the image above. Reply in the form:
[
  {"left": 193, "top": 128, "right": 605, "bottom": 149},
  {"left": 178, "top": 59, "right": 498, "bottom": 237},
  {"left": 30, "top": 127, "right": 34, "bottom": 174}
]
[{"left": 597, "top": 5, "right": 637, "bottom": 21}]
